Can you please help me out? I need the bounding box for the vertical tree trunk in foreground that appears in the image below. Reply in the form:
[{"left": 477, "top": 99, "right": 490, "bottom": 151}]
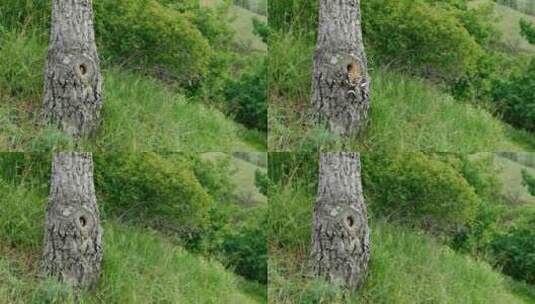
[
  {"left": 43, "top": 0, "right": 103, "bottom": 137},
  {"left": 43, "top": 153, "right": 103, "bottom": 289},
  {"left": 312, "top": 152, "right": 370, "bottom": 290},
  {"left": 312, "top": 0, "right": 370, "bottom": 137}
]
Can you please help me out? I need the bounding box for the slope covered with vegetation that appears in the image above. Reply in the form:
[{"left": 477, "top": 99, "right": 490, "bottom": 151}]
[
  {"left": 268, "top": 0, "right": 535, "bottom": 151},
  {"left": 0, "top": 152, "right": 267, "bottom": 303},
  {"left": 268, "top": 152, "right": 535, "bottom": 303},
  {"left": 0, "top": 0, "right": 267, "bottom": 151}
]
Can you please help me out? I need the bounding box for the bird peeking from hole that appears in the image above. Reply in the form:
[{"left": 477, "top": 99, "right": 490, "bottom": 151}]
[
  {"left": 346, "top": 62, "right": 367, "bottom": 100},
  {"left": 347, "top": 63, "right": 361, "bottom": 87}
]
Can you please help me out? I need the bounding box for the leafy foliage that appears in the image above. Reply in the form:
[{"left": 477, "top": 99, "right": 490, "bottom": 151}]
[
  {"left": 94, "top": 153, "right": 213, "bottom": 249},
  {"left": 491, "top": 226, "right": 535, "bottom": 284},
  {"left": 362, "top": 152, "right": 481, "bottom": 236},
  {"left": 94, "top": 0, "right": 212, "bottom": 87},
  {"left": 492, "top": 57, "right": 535, "bottom": 131},
  {"left": 520, "top": 18, "right": 535, "bottom": 44},
  {"left": 521, "top": 169, "right": 535, "bottom": 195},
  {"left": 224, "top": 56, "right": 267, "bottom": 131}
]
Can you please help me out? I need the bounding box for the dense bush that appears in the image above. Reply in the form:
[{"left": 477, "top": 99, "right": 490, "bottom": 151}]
[
  {"left": 491, "top": 227, "right": 535, "bottom": 284},
  {"left": 208, "top": 205, "right": 267, "bottom": 283},
  {"left": 94, "top": 153, "right": 213, "bottom": 249},
  {"left": 520, "top": 19, "right": 535, "bottom": 44},
  {"left": 223, "top": 56, "right": 267, "bottom": 131},
  {"left": 254, "top": 169, "right": 268, "bottom": 196},
  {"left": 491, "top": 57, "right": 535, "bottom": 131},
  {"left": 521, "top": 169, "right": 535, "bottom": 195},
  {"left": 363, "top": 0, "right": 487, "bottom": 83},
  {"left": 362, "top": 152, "right": 481, "bottom": 236},
  {"left": 0, "top": 0, "right": 49, "bottom": 32},
  {"left": 94, "top": 0, "right": 212, "bottom": 87}
]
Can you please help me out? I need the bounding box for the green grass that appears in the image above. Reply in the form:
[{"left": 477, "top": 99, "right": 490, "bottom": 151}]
[
  {"left": 270, "top": 221, "right": 535, "bottom": 304},
  {"left": 0, "top": 223, "right": 265, "bottom": 304},
  {"left": 472, "top": 0, "right": 535, "bottom": 53},
  {"left": 0, "top": 68, "right": 264, "bottom": 152},
  {"left": 0, "top": 178, "right": 266, "bottom": 303},
  {"left": 495, "top": 155, "right": 535, "bottom": 205},
  {"left": 269, "top": 69, "right": 529, "bottom": 152}
]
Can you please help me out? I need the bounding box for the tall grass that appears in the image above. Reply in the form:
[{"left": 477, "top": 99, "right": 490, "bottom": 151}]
[{"left": 270, "top": 221, "right": 535, "bottom": 304}]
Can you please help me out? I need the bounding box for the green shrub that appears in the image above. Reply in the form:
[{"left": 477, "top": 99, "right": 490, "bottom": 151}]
[
  {"left": 224, "top": 56, "right": 267, "bottom": 131},
  {"left": 222, "top": 206, "right": 267, "bottom": 283},
  {"left": 94, "top": 0, "right": 211, "bottom": 87},
  {"left": 520, "top": 18, "right": 535, "bottom": 44},
  {"left": 491, "top": 227, "right": 535, "bottom": 284},
  {"left": 94, "top": 153, "right": 213, "bottom": 249},
  {"left": 363, "top": 0, "right": 484, "bottom": 82},
  {"left": 521, "top": 169, "right": 535, "bottom": 195},
  {"left": 254, "top": 169, "right": 268, "bottom": 196},
  {"left": 362, "top": 152, "right": 481, "bottom": 236},
  {"left": 491, "top": 57, "right": 535, "bottom": 131}
]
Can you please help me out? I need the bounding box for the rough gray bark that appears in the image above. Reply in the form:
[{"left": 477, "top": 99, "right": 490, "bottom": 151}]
[
  {"left": 43, "top": 153, "right": 103, "bottom": 289},
  {"left": 312, "top": 0, "right": 370, "bottom": 138},
  {"left": 312, "top": 152, "right": 370, "bottom": 290},
  {"left": 43, "top": 0, "right": 103, "bottom": 137}
]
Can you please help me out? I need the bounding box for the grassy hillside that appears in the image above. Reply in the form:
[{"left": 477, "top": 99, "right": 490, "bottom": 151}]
[
  {"left": 0, "top": 222, "right": 264, "bottom": 304},
  {"left": 270, "top": 220, "right": 535, "bottom": 304},
  {"left": 495, "top": 155, "right": 535, "bottom": 205},
  {"left": 0, "top": 1, "right": 267, "bottom": 152},
  {"left": 269, "top": 68, "right": 533, "bottom": 152},
  {"left": 201, "top": 0, "right": 267, "bottom": 52},
  {"left": 0, "top": 68, "right": 262, "bottom": 152},
  {"left": 0, "top": 158, "right": 267, "bottom": 303},
  {"left": 472, "top": 0, "right": 535, "bottom": 52}
]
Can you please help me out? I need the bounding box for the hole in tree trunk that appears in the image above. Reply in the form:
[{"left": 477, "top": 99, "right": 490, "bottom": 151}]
[
  {"left": 79, "top": 64, "right": 87, "bottom": 75},
  {"left": 79, "top": 216, "right": 87, "bottom": 227},
  {"left": 347, "top": 216, "right": 354, "bottom": 227}
]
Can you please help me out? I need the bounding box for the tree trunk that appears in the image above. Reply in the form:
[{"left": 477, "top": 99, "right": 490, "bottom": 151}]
[
  {"left": 312, "top": 0, "right": 370, "bottom": 138},
  {"left": 43, "top": 152, "right": 103, "bottom": 289},
  {"left": 312, "top": 152, "right": 370, "bottom": 290},
  {"left": 43, "top": 0, "right": 103, "bottom": 137}
]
